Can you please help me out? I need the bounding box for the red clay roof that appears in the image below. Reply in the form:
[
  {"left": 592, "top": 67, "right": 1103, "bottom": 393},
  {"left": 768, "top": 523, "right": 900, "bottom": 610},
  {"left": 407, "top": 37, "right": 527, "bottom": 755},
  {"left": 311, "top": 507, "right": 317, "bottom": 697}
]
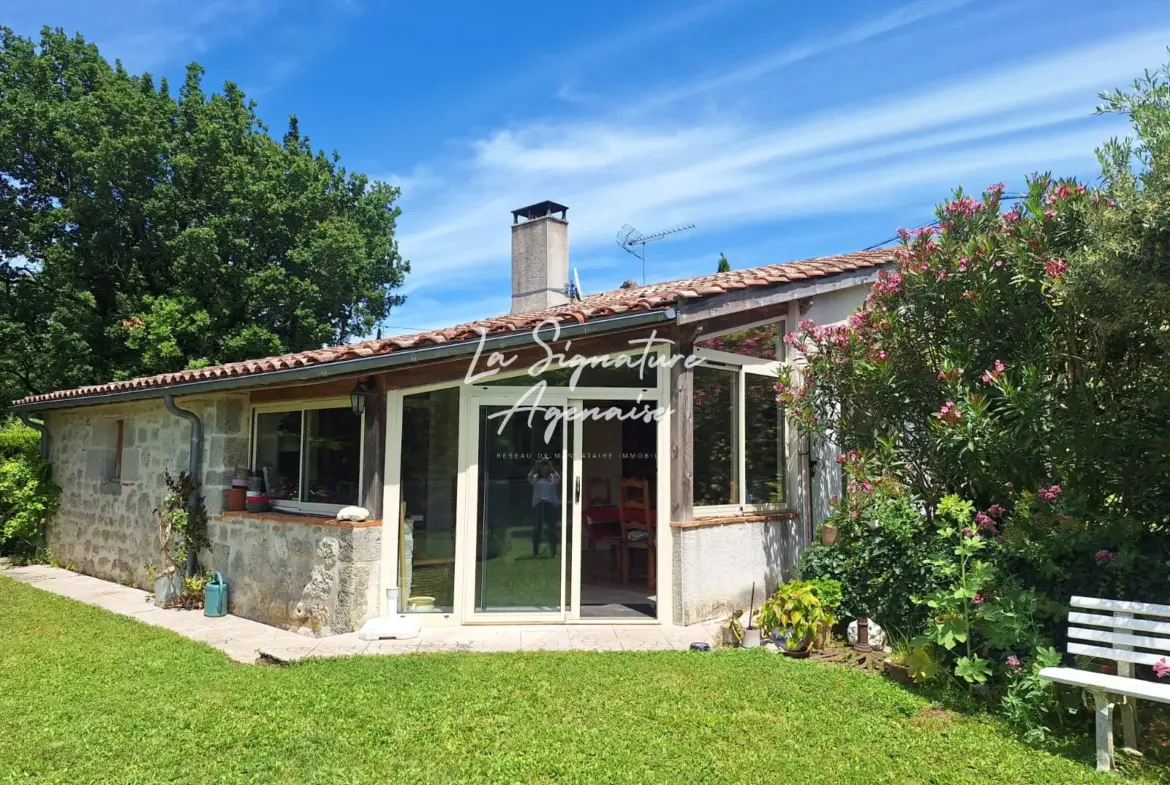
[{"left": 11, "top": 249, "right": 890, "bottom": 408}]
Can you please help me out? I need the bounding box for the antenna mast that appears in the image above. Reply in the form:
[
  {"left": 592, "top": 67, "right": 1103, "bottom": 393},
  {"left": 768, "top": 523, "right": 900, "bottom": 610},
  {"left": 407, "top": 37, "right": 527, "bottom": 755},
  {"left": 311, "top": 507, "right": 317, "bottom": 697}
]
[{"left": 616, "top": 222, "right": 695, "bottom": 284}]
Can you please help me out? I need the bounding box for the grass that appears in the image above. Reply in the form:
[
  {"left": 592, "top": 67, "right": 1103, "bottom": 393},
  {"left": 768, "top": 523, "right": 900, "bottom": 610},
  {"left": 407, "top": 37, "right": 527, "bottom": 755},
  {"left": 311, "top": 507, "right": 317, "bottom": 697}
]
[{"left": 0, "top": 576, "right": 1160, "bottom": 785}]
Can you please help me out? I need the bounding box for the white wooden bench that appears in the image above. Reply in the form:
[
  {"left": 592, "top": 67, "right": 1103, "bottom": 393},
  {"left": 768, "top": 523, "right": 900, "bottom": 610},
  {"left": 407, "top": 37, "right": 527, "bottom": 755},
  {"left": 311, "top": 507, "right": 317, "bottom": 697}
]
[{"left": 1039, "top": 595, "right": 1170, "bottom": 772}]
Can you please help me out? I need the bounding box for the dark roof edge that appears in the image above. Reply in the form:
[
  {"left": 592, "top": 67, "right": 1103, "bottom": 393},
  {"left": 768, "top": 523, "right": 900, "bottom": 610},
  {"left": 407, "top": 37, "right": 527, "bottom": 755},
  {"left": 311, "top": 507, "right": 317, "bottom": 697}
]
[{"left": 11, "top": 308, "right": 676, "bottom": 414}]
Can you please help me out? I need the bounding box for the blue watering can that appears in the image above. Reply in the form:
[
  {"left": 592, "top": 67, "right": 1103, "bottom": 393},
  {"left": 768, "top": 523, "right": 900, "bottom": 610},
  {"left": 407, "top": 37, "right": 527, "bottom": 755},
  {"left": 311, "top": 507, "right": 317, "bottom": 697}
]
[{"left": 204, "top": 572, "right": 228, "bottom": 618}]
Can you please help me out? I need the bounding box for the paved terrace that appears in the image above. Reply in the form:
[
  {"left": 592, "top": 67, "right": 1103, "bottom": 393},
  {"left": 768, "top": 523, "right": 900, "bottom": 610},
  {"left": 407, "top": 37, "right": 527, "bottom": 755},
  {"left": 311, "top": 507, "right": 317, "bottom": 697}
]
[{"left": 2, "top": 564, "right": 720, "bottom": 664}]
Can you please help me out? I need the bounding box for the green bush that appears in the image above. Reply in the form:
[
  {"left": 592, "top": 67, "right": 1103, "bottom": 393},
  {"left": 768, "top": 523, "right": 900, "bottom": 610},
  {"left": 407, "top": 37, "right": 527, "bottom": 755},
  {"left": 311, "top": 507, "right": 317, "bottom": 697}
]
[
  {"left": 800, "top": 494, "right": 945, "bottom": 638},
  {"left": 0, "top": 419, "right": 58, "bottom": 561}
]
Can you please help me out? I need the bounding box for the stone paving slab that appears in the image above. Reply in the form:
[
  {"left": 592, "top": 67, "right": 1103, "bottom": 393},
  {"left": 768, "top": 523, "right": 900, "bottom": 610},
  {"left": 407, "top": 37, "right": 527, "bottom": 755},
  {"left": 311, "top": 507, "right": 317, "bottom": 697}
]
[{"left": 2, "top": 564, "right": 719, "bottom": 665}]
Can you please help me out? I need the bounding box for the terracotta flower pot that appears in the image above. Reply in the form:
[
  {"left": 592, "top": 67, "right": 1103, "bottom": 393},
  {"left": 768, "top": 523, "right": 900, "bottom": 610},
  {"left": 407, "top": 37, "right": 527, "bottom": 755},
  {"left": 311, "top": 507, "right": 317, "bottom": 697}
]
[
  {"left": 821, "top": 524, "right": 838, "bottom": 546},
  {"left": 886, "top": 661, "right": 914, "bottom": 684}
]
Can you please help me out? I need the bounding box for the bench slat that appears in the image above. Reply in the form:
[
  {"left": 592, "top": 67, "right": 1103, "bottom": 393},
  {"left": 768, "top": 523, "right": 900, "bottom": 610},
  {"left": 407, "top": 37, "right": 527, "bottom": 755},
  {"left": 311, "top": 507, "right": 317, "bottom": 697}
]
[
  {"left": 1069, "top": 626, "right": 1170, "bottom": 653},
  {"left": 1072, "top": 596, "right": 1170, "bottom": 617},
  {"left": 1068, "top": 641, "right": 1169, "bottom": 667},
  {"left": 1039, "top": 666, "right": 1170, "bottom": 704},
  {"left": 1070, "top": 612, "right": 1170, "bottom": 636}
]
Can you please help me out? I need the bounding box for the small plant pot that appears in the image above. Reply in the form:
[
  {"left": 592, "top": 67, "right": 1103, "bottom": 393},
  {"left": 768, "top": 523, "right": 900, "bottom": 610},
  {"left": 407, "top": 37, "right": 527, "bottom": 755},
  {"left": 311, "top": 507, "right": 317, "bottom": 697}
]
[
  {"left": 407, "top": 596, "right": 436, "bottom": 612},
  {"left": 821, "top": 524, "right": 838, "bottom": 546},
  {"left": 885, "top": 661, "right": 914, "bottom": 684},
  {"left": 742, "top": 627, "right": 763, "bottom": 648},
  {"left": 781, "top": 645, "right": 812, "bottom": 659}
]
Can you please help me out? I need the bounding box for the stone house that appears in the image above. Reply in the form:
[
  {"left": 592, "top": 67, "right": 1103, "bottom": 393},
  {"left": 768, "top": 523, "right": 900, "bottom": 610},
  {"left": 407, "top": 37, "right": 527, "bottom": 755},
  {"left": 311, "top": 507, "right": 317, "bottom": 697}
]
[{"left": 10, "top": 201, "right": 889, "bottom": 635}]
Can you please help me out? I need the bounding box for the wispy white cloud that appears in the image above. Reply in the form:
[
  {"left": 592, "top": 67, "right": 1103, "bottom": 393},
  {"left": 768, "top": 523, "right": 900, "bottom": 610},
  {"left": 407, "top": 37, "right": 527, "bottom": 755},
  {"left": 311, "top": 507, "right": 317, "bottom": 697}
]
[
  {"left": 391, "top": 25, "right": 1167, "bottom": 311},
  {"left": 631, "top": 0, "right": 976, "bottom": 111}
]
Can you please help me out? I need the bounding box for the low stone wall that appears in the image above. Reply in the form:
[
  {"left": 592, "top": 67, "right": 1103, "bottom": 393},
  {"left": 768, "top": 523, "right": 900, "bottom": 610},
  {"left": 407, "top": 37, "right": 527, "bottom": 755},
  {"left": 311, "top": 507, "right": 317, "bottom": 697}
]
[
  {"left": 670, "top": 514, "right": 805, "bottom": 625},
  {"left": 203, "top": 513, "right": 381, "bottom": 636}
]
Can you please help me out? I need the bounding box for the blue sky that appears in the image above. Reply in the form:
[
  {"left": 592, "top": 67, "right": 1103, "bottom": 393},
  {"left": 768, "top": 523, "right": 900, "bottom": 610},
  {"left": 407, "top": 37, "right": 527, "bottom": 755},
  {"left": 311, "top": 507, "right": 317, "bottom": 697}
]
[{"left": 4, "top": 0, "right": 1170, "bottom": 336}]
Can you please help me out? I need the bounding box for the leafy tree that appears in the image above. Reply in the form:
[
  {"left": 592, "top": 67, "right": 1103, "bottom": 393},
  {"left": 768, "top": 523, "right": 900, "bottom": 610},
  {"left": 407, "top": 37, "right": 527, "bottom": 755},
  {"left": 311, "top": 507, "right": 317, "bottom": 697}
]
[
  {"left": 717, "top": 252, "right": 731, "bottom": 273},
  {"left": 0, "top": 27, "right": 408, "bottom": 404}
]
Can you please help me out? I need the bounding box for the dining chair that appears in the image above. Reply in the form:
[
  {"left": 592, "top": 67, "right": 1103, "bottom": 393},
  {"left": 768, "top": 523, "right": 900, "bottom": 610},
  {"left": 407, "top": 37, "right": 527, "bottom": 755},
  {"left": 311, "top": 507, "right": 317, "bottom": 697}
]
[
  {"left": 618, "top": 478, "right": 655, "bottom": 591},
  {"left": 587, "top": 476, "right": 611, "bottom": 506}
]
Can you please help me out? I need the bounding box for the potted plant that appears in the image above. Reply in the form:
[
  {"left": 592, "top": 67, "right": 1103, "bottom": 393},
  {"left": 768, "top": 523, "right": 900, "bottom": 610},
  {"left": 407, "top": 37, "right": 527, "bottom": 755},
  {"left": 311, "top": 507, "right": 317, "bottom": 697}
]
[
  {"left": 721, "top": 609, "right": 745, "bottom": 647},
  {"left": 756, "top": 580, "right": 836, "bottom": 657},
  {"left": 820, "top": 523, "right": 838, "bottom": 545},
  {"left": 886, "top": 641, "right": 940, "bottom": 684}
]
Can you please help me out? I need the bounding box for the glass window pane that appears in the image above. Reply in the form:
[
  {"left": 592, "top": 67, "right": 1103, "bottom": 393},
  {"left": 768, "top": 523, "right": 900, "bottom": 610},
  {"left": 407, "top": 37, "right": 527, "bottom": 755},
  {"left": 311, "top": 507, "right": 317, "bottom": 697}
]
[
  {"left": 303, "top": 408, "right": 361, "bottom": 506},
  {"left": 255, "top": 411, "right": 302, "bottom": 501},
  {"left": 745, "top": 373, "right": 784, "bottom": 504},
  {"left": 697, "top": 322, "right": 780, "bottom": 360},
  {"left": 475, "top": 405, "right": 565, "bottom": 612},
  {"left": 693, "top": 365, "right": 736, "bottom": 506},
  {"left": 398, "top": 388, "right": 460, "bottom": 613}
]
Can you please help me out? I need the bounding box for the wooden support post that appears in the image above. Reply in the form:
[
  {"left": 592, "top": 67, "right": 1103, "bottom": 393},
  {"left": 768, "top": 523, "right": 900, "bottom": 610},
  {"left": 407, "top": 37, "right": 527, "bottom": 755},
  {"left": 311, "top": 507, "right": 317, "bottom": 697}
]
[
  {"left": 1093, "top": 691, "right": 1115, "bottom": 773},
  {"left": 669, "top": 326, "right": 696, "bottom": 525},
  {"left": 361, "top": 386, "right": 387, "bottom": 520}
]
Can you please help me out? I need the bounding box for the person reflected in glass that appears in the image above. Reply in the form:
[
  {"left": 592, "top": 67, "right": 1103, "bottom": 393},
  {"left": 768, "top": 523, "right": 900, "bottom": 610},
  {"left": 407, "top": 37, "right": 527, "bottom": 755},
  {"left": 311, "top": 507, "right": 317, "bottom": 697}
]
[{"left": 528, "top": 456, "right": 562, "bottom": 558}]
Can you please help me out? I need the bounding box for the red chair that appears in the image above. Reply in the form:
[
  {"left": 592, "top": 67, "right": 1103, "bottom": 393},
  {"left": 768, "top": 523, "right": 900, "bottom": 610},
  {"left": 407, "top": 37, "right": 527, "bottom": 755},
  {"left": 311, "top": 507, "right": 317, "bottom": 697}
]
[{"left": 619, "top": 478, "right": 655, "bottom": 591}]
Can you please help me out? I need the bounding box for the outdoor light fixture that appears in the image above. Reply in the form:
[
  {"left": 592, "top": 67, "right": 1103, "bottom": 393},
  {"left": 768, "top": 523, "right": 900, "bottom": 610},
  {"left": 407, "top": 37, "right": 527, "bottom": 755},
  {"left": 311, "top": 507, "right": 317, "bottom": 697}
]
[{"left": 349, "top": 378, "right": 373, "bottom": 416}]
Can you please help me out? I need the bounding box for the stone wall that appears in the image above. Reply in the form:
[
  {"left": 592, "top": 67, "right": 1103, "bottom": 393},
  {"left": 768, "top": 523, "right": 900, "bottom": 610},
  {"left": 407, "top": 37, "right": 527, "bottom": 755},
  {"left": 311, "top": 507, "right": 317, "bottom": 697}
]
[
  {"left": 671, "top": 515, "right": 804, "bottom": 625},
  {"left": 203, "top": 514, "right": 381, "bottom": 636},
  {"left": 44, "top": 393, "right": 382, "bottom": 636},
  {"left": 44, "top": 394, "right": 248, "bottom": 587}
]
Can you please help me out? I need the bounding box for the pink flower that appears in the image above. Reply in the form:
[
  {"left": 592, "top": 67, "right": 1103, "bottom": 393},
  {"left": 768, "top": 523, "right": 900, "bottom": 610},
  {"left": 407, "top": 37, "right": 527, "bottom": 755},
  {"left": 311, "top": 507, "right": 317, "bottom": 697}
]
[
  {"left": 957, "top": 257, "right": 970, "bottom": 272},
  {"left": 987, "top": 183, "right": 1006, "bottom": 194},
  {"left": 1045, "top": 258, "right": 1070, "bottom": 278},
  {"left": 937, "top": 269, "right": 950, "bottom": 281},
  {"left": 1037, "top": 484, "right": 1062, "bottom": 503},
  {"left": 972, "top": 592, "right": 984, "bottom": 606},
  {"left": 962, "top": 527, "right": 975, "bottom": 537},
  {"left": 975, "top": 512, "right": 998, "bottom": 533},
  {"left": 1154, "top": 659, "right": 1170, "bottom": 679},
  {"left": 1094, "top": 549, "right": 1116, "bottom": 567},
  {"left": 1003, "top": 209, "right": 1020, "bottom": 223},
  {"left": 876, "top": 349, "right": 888, "bottom": 361},
  {"left": 988, "top": 504, "right": 1007, "bottom": 519},
  {"left": 1044, "top": 209, "right": 1057, "bottom": 219},
  {"left": 981, "top": 360, "right": 1006, "bottom": 384},
  {"left": 946, "top": 197, "right": 982, "bottom": 218},
  {"left": 937, "top": 400, "right": 962, "bottom": 425},
  {"left": 1006, "top": 654, "right": 1021, "bottom": 670}
]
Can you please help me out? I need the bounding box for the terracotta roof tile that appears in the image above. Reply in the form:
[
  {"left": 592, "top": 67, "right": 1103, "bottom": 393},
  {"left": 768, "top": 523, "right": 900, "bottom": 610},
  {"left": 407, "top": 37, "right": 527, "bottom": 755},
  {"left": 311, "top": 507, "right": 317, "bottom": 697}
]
[{"left": 11, "top": 248, "right": 890, "bottom": 408}]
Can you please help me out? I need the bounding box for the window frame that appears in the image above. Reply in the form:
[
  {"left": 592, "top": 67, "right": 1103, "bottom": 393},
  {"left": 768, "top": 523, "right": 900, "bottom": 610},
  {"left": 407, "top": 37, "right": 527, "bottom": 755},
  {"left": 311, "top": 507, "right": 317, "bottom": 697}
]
[
  {"left": 249, "top": 397, "right": 365, "bottom": 515},
  {"left": 692, "top": 319, "right": 787, "bottom": 517}
]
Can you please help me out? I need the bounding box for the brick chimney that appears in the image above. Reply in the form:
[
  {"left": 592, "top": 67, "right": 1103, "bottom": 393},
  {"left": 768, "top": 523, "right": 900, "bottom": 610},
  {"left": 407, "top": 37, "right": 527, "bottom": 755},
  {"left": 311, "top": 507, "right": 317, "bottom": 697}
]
[{"left": 510, "top": 200, "right": 570, "bottom": 315}]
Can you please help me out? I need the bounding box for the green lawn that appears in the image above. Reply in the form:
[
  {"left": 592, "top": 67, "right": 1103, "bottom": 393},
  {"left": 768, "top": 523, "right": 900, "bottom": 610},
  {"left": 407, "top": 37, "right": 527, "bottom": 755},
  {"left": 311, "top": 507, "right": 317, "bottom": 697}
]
[{"left": 0, "top": 575, "right": 1156, "bottom": 785}]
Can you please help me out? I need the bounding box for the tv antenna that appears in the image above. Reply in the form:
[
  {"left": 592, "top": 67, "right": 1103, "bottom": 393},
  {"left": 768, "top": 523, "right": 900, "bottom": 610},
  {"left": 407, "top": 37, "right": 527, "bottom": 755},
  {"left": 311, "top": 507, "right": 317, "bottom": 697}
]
[{"left": 616, "top": 222, "right": 695, "bottom": 284}]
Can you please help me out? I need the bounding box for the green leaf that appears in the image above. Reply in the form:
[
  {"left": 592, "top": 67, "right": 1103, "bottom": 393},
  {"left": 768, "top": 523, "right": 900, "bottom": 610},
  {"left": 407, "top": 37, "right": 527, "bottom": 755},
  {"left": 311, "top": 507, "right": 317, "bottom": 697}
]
[{"left": 955, "top": 656, "right": 992, "bottom": 684}]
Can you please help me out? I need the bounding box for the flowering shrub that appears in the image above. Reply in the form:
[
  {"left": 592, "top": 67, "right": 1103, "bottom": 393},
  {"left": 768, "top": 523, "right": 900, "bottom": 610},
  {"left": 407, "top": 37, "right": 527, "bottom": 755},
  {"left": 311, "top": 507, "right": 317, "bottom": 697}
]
[{"left": 778, "top": 175, "right": 1107, "bottom": 515}]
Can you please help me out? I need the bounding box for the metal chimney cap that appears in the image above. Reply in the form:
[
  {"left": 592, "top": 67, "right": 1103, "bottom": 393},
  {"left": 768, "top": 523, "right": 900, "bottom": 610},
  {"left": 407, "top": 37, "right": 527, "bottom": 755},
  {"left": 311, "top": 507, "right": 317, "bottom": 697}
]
[{"left": 512, "top": 201, "right": 569, "bottom": 223}]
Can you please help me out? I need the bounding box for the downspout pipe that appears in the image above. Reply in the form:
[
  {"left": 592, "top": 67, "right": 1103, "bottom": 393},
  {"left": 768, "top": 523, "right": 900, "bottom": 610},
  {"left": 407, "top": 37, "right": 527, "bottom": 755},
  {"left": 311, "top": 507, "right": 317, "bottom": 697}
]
[
  {"left": 18, "top": 412, "right": 50, "bottom": 460},
  {"left": 163, "top": 395, "right": 202, "bottom": 578}
]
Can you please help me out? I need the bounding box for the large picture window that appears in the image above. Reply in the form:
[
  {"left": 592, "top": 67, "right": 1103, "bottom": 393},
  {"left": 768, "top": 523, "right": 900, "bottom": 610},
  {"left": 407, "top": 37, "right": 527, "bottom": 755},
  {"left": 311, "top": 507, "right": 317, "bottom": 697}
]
[
  {"left": 693, "top": 322, "right": 786, "bottom": 512},
  {"left": 252, "top": 400, "right": 363, "bottom": 514},
  {"left": 396, "top": 387, "right": 460, "bottom": 613}
]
